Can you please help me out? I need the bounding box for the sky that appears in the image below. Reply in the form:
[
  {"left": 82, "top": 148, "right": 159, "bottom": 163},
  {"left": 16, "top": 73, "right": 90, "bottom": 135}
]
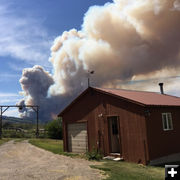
[
  {"left": 1, "top": 0, "right": 180, "bottom": 119},
  {"left": 0, "top": 0, "right": 112, "bottom": 116}
]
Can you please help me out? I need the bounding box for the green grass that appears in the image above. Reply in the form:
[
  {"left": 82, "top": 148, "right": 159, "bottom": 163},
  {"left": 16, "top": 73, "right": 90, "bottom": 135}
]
[
  {"left": 13, "top": 138, "right": 28, "bottom": 143},
  {"left": 91, "top": 160, "right": 164, "bottom": 180},
  {"left": 29, "top": 139, "right": 79, "bottom": 157},
  {"left": 0, "top": 138, "right": 10, "bottom": 145},
  {"left": 0, "top": 138, "right": 27, "bottom": 145}
]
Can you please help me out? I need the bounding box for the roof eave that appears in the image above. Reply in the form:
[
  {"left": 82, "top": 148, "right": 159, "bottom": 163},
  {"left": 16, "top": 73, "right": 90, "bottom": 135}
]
[
  {"left": 146, "top": 104, "right": 180, "bottom": 108},
  {"left": 58, "top": 87, "right": 180, "bottom": 117},
  {"left": 58, "top": 87, "right": 92, "bottom": 117}
]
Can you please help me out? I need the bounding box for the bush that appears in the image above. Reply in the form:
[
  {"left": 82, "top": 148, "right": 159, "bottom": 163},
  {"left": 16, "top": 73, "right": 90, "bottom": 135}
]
[
  {"left": 2, "top": 130, "right": 35, "bottom": 138},
  {"left": 45, "top": 118, "right": 62, "bottom": 139},
  {"left": 86, "top": 147, "right": 103, "bottom": 161}
]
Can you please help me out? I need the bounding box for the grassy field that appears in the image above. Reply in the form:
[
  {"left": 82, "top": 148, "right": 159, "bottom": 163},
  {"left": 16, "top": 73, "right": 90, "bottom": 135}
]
[
  {"left": 29, "top": 138, "right": 165, "bottom": 180},
  {"left": 91, "top": 161, "right": 164, "bottom": 180},
  {"left": 29, "top": 139, "right": 78, "bottom": 157},
  {"left": 0, "top": 138, "right": 10, "bottom": 146}
]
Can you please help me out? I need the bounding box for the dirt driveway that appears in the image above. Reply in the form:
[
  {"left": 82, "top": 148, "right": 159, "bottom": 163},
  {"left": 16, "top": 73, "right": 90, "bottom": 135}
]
[{"left": 0, "top": 140, "right": 104, "bottom": 180}]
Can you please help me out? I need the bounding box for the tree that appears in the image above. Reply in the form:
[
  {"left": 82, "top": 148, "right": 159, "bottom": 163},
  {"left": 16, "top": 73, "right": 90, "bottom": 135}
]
[{"left": 45, "top": 117, "right": 62, "bottom": 139}]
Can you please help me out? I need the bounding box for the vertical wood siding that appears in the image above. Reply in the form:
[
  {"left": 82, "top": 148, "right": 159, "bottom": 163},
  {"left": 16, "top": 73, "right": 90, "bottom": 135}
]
[
  {"left": 61, "top": 89, "right": 148, "bottom": 164},
  {"left": 62, "top": 90, "right": 99, "bottom": 152},
  {"left": 146, "top": 106, "right": 180, "bottom": 161},
  {"left": 96, "top": 92, "right": 147, "bottom": 164}
]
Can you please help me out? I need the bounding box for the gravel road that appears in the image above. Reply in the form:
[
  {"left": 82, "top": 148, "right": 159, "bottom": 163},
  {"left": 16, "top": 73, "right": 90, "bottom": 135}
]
[{"left": 0, "top": 140, "right": 104, "bottom": 180}]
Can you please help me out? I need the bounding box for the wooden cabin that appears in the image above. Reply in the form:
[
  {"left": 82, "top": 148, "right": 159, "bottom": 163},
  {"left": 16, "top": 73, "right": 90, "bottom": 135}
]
[{"left": 58, "top": 86, "right": 180, "bottom": 165}]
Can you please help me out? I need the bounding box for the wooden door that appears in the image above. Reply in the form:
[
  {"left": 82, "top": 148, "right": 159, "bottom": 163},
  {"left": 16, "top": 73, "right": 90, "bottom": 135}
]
[
  {"left": 67, "top": 123, "right": 87, "bottom": 153},
  {"left": 108, "top": 116, "right": 120, "bottom": 153}
]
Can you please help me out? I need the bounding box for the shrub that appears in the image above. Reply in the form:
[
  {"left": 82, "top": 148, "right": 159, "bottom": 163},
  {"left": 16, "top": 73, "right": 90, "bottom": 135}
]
[
  {"left": 45, "top": 117, "right": 62, "bottom": 139},
  {"left": 86, "top": 147, "right": 103, "bottom": 161}
]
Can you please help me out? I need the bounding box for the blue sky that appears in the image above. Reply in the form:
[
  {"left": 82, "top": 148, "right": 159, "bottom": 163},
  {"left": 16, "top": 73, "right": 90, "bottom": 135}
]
[
  {"left": 1, "top": 0, "right": 180, "bottom": 117},
  {"left": 0, "top": 0, "right": 112, "bottom": 115}
]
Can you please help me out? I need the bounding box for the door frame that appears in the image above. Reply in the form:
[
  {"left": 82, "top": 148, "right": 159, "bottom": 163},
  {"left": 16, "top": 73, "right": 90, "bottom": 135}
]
[{"left": 107, "top": 115, "right": 122, "bottom": 154}]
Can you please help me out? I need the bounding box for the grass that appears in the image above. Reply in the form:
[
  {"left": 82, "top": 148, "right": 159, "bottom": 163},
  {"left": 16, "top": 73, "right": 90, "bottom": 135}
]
[
  {"left": 13, "top": 138, "right": 28, "bottom": 143},
  {"left": 2, "top": 129, "right": 47, "bottom": 139},
  {"left": 29, "top": 139, "right": 79, "bottom": 157},
  {"left": 91, "top": 160, "right": 164, "bottom": 180},
  {"left": 0, "top": 138, "right": 27, "bottom": 145},
  {"left": 0, "top": 138, "right": 10, "bottom": 145}
]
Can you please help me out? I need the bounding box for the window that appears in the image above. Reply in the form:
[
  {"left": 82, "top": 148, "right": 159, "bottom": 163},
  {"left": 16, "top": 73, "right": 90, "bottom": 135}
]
[
  {"left": 162, "top": 113, "right": 173, "bottom": 131},
  {"left": 112, "top": 118, "right": 118, "bottom": 135}
]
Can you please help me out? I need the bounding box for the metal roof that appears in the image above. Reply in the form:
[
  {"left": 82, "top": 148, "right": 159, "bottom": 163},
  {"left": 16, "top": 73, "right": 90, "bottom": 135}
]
[
  {"left": 59, "top": 87, "right": 180, "bottom": 116},
  {"left": 94, "top": 87, "right": 180, "bottom": 106}
]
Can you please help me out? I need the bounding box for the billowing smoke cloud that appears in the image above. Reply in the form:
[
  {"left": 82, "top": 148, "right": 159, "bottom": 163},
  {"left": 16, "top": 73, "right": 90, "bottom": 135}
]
[
  {"left": 18, "top": 66, "right": 70, "bottom": 121},
  {"left": 19, "top": 0, "right": 180, "bottom": 121}
]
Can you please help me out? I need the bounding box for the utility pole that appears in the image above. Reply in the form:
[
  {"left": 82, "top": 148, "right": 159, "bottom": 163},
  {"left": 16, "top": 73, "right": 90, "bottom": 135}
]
[
  {"left": 88, "top": 70, "right": 94, "bottom": 87},
  {"left": 0, "top": 107, "right": 2, "bottom": 139},
  {"left": 31, "top": 106, "right": 39, "bottom": 138},
  {"left": 36, "top": 106, "right": 39, "bottom": 138}
]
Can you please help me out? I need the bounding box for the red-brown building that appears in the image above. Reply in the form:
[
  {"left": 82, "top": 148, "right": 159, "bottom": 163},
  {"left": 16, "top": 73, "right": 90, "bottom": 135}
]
[{"left": 58, "top": 86, "right": 180, "bottom": 165}]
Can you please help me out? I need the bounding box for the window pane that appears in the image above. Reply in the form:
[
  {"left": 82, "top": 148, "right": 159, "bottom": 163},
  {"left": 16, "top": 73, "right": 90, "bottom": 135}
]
[
  {"left": 163, "top": 119, "right": 168, "bottom": 130},
  {"left": 168, "top": 119, "right": 171, "bottom": 129},
  {"left": 168, "top": 118, "right": 173, "bottom": 130},
  {"left": 162, "top": 114, "right": 167, "bottom": 130},
  {"left": 112, "top": 118, "right": 118, "bottom": 135},
  {"left": 162, "top": 114, "right": 166, "bottom": 121},
  {"left": 167, "top": 113, "right": 173, "bottom": 130},
  {"left": 167, "top": 113, "right": 172, "bottom": 121},
  {"left": 162, "top": 113, "right": 173, "bottom": 130}
]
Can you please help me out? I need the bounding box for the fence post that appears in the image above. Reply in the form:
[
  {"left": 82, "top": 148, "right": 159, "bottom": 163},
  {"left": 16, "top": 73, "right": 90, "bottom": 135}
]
[
  {"left": 0, "top": 107, "right": 2, "bottom": 139},
  {"left": 36, "top": 106, "right": 39, "bottom": 138}
]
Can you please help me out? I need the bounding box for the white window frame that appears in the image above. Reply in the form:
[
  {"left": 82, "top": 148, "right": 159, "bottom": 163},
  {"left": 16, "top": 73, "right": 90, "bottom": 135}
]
[{"left": 162, "top": 113, "right": 173, "bottom": 131}]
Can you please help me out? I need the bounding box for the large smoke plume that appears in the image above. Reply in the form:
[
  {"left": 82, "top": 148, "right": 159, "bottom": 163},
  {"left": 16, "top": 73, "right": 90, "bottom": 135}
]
[{"left": 18, "top": 0, "right": 180, "bottom": 121}]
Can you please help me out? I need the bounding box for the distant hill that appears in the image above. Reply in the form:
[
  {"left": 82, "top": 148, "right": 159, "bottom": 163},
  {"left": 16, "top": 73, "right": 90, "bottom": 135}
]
[{"left": 2, "top": 116, "right": 34, "bottom": 124}]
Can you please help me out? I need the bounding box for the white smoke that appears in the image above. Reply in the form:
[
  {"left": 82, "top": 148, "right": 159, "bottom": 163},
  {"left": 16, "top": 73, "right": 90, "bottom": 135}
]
[{"left": 19, "top": 0, "right": 180, "bottom": 121}]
